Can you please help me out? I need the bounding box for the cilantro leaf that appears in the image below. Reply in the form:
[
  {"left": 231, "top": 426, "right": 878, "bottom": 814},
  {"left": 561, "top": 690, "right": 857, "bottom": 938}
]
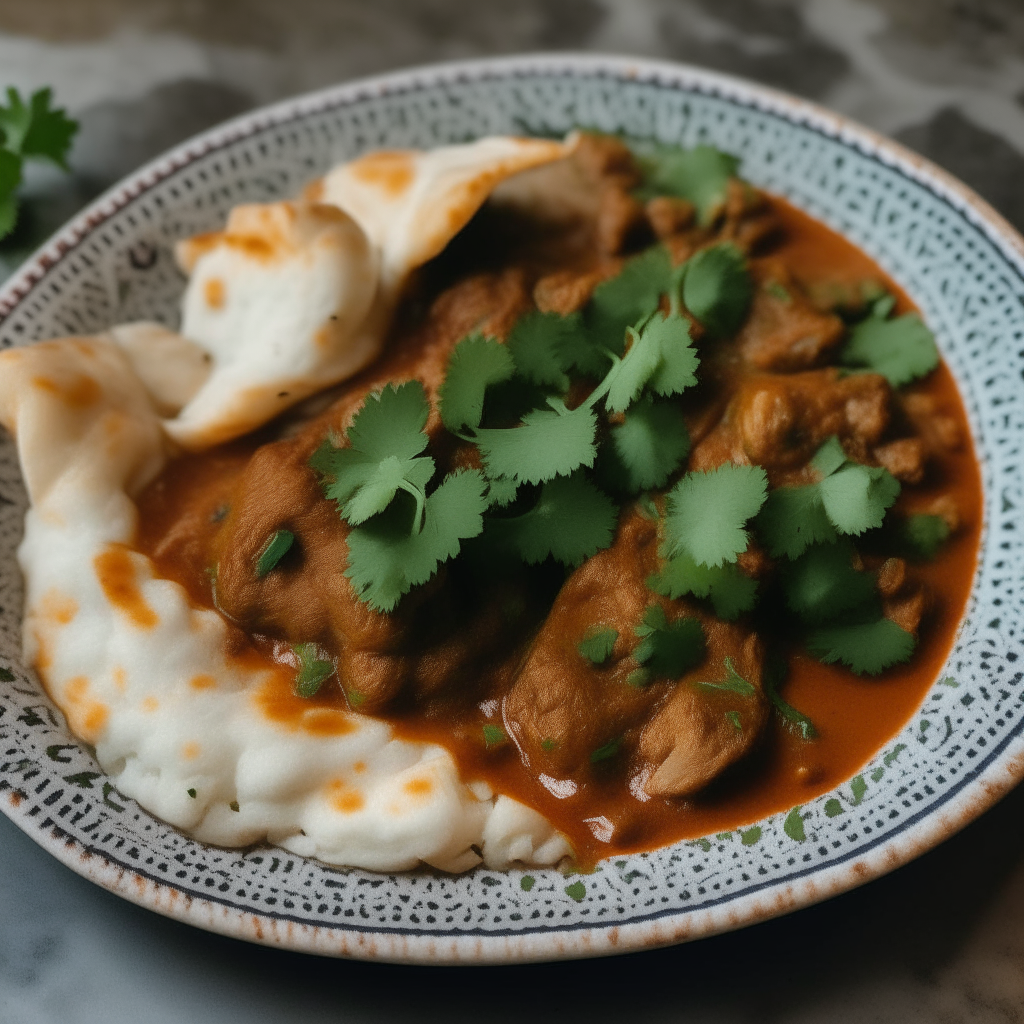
[
  {"left": 578, "top": 627, "right": 619, "bottom": 665},
  {"left": 648, "top": 552, "right": 758, "bottom": 620},
  {"left": 344, "top": 469, "right": 488, "bottom": 612},
  {"left": 293, "top": 643, "right": 334, "bottom": 698},
  {"left": 0, "top": 149, "right": 21, "bottom": 240},
  {"left": 0, "top": 88, "right": 77, "bottom": 167},
  {"left": 474, "top": 401, "right": 597, "bottom": 485},
  {"left": 662, "top": 464, "right": 768, "bottom": 568},
  {"left": 439, "top": 334, "right": 515, "bottom": 432},
  {"left": 681, "top": 243, "right": 752, "bottom": 338},
  {"left": 756, "top": 484, "right": 837, "bottom": 559},
  {"left": 782, "top": 542, "right": 878, "bottom": 625},
  {"left": 807, "top": 618, "right": 916, "bottom": 675},
  {"left": 901, "top": 514, "right": 951, "bottom": 561},
  {"left": 605, "top": 312, "right": 698, "bottom": 413},
  {"left": 507, "top": 311, "right": 574, "bottom": 391},
  {"left": 638, "top": 145, "right": 739, "bottom": 224},
  {"left": 633, "top": 605, "right": 706, "bottom": 680},
  {"left": 819, "top": 463, "right": 900, "bottom": 536},
  {"left": 590, "top": 738, "right": 622, "bottom": 763},
  {"left": 486, "top": 476, "right": 519, "bottom": 507},
  {"left": 695, "top": 657, "right": 757, "bottom": 696},
  {"left": 600, "top": 397, "right": 690, "bottom": 494},
  {"left": 490, "top": 472, "right": 617, "bottom": 566},
  {"left": 255, "top": 529, "right": 295, "bottom": 578},
  {"left": 811, "top": 436, "right": 847, "bottom": 477},
  {"left": 585, "top": 246, "right": 672, "bottom": 357},
  {"left": 841, "top": 310, "right": 939, "bottom": 387},
  {"left": 482, "top": 724, "right": 508, "bottom": 748},
  {"left": 764, "top": 656, "right": 816, "bottom": 740}
]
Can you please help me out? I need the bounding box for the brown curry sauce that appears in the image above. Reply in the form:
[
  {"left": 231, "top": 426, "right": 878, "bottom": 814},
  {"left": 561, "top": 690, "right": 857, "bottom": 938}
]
[{"left": 135, "top": 181, "right": 982, "bottom": 868}]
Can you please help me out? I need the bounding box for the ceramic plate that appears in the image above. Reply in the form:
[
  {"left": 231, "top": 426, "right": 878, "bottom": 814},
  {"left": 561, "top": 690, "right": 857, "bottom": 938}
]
[{"left": 0, "top": 53, "right": 1021, "bottom": 964}]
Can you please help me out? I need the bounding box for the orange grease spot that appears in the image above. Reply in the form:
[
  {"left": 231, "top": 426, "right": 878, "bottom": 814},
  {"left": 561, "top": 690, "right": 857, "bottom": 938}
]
[
  {"left": 404, "top": 777, "right": 433, "bottom": 798},
  {"left": 190, "top": 673, "right": 216, "bottom": 691},
  {"left": 94, "top": 546, "right": 159, "bottom": 629},
  {"left": 32, "top": 373, "right": 101, "bottom": 408},
  {"left": 141, "top": 696, "right": 159, "bottom": 712},
  {"left": 353, "top": 761, "right": 366, "bottom": 774},
  {"left": 254, "top": 670, "right": 356, "bottom": 737},
  {"left": 182, "top": 742, "right": 201, "bottom": 760},
  {"left": 63, "top": 675, "right": 109, "bottom": 743},
  {"left": 204, "top": 277, "right": 226, "bottom": 309},
  {"left": 112, "top": 667, "right": 127, "bottom": 693},
  {"left": 349, "top": 150, "right": 415, "bottom": 195},
  {"left": 40, "top": 589, "right": 77, "bottom": 625},
  {"left": 325, "top": 778, "right": 364, "bottom": 814}
]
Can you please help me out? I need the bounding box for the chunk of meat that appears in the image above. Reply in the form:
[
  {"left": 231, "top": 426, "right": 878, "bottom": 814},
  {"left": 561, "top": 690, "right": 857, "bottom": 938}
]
[
  {"left": 691, "top": 368, "right": 893, "bottom": 477},
  {"left": 597, "top": 187, "right": 650, "bottom": 255},
  {"left": 646, "top": 196, "right": 696, "bottom": 239},
  {"left": 901, "top": 392, "right": 963, "bottom": 454},
  {"left": 738, "top": 260, "right": 845, "bottom": 372},
  {"left": 504, "top": 509, "right": 768, "bottom": 793},
  {"left": 874, "top": 437, "right": 927, "bottom": 484}
]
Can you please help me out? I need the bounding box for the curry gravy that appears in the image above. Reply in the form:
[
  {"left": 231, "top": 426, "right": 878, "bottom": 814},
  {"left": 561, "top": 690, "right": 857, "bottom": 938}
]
[{"left": 136, "top": 192, "right": 982, "bottom": 868}]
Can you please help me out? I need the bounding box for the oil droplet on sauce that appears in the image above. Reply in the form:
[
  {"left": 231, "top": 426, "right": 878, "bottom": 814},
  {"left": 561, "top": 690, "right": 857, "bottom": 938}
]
[{"left": 94, "top": 546, "right": 159, "bottom": 629}]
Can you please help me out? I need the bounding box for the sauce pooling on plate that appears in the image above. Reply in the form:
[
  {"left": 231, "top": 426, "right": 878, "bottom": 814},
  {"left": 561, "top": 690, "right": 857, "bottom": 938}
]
[{"left": 136, "top": 135, "right": 981, "bottom": 867}]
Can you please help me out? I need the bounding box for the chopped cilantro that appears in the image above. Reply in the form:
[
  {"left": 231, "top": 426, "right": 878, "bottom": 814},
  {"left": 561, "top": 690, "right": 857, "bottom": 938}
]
[
  {"left": 901, "top": 514, "right": 951, "bottom": 560},
  {"left": 293, "top": 643, "right": 334, "bottom": 698},
  {"left": 756, "top": 484, "right": 837, "bottom": 559},
  {"left": 601, "top": 397, "right": 690, "bottom": 494},
  {"left": 819, "top": 462, "right": 900, "bottom": 536},
  {"left": 345, "top": 469, "right": 488, "bottom": 612},
  {"left": 486, "top": 476, "right": 519, "bottom": 508},
  {"left": 740, "top": 825, "right": 762, "bottom": 845},
  {"left": 783, "top": 806, "right": 806, "bottom": 842},
  {"left": 606, "top": 312, "right": 699, "bottom": 413},
  {"left": 648, "top": 552, "right": 757, "bottom": 620},
  {"left": 255, "top": 529, "right": 295, "bottom": 578},
  {"left": 681, "top": 243, "right": 753, "bottom": 338},
  {"left": 0, "top": 150, "right": 20, "bottom": 237},
  {"left": 483, "top": 724, "right": 507, "bottom": 748},
  {"left": 841, "top": 309, "right": 939, "bottom": 387},
  {"left": 590, "top": 738, "right": 621, "bottom": 763},
  {"left": 564, "top": 880, "right": 587, "bottom": 902},
  {"left": 662, "top": 464, "right": 768, "bottom": 568},
  {"left": 782, "top": 542, "right": 877, "bottom": 625},
  {"left": 807, "top": 618, "right": 916, "bottom": 675},
  {"left": 726, "top": 710, "right": 742, "bottom": 730},
  {"left": 474, "top": 400, "right": 598, "bottom": 485},
  {"left": 695, "top": 657, "right": 756, "bottom": 697},
  {"left": 439, "top": 334, "right": 515, "bottom": 432},
  {"left": 849, "top": 775, "right": 867, "bottom": 805},
  {"left": 578, "top": 627, "right": 619, "bottom": 666},
  {"left": 764, "top": 280, "right": 791, "bottom": 304},
  {"left": 489, "top": 472, "right": 617, "bottom": 566},
  {"left": 824, "top": 798, "right": 843, "bottom": 817},
  {"left": 230, "top": 801, "right": 240, "bottom": 812},
  {"left": 507, "top": 311, "right": 574, "bottom": 390},
  {"left": 633, "top": 605, "right": 705, "bottom": 679},
  {"left": 763, "top": 657, "right": 817, "bottom": 740},
  {"left": 520, "top": 875, "right": 535, "bottom": 891},
  {"left": 311, "top": 381, "right": 436, "bottom": 528},
  {"left": 638, "top": 144, "right": 739, "bottom": 224},
  {"left": 187, "top": 788, "right": 197, "bottom": 799}
]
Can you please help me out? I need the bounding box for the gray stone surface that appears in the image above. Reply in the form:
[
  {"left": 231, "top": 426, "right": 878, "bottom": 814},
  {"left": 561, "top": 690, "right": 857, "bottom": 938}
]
[{"left": 1, "top": 0, "right": 1023, "bottom": 1019}]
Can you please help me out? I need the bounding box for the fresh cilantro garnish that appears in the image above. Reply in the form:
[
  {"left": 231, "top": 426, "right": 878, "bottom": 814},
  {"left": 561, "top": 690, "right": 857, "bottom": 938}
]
[
  {"left": 680, "top": 243, "right": 752, "bottom": 338},
  {"left": 187, "top": 788, "right": 197, "bottom": 799},
  {"left": 756, "top": 484, "right": 837, "bottom": 559},
  {"left": 632, "top": 604, "right": 705, "bottom": 682},
  {"left": 763, "top": 657, "right": 816, "bottom": 740},
  {"left": 695, "top": 657, "right": 756, "bottom": 696},
  {"left": 255, "top": 529, "right": 295, "bottom": 578},
  {"left": 726, "top": 710, "right": 742, "bottom": 730},
  {"left": 807, "top": 618, "right": 916, "bottom": 675},
  {"left": 648, "top": 553, "right": 758, "bottom": 620},
  {"left": 605, "top": 312, "right": 699, "bottom": 413},
  {"left": 764, "top": 281, "right": 791, "bottom": 304},
  {"left": 507, "top": 311, "right": 575, "bottom": 390},
  {"left": 486, "top": 476, "right": 519, "bottom": 507},
  {"left": 781, "top": 542, "right": 877, "bottom": 625},
  {"left": 488, "top": 472, "right": 617, "bottom": 566},
  {"left": 0, "top": 87, "right": 77, "bottom": 241},
  {"left": 637, "top": 144, "right": 739, "bottom": 224},
  {"left": 590, "top": 737, "right": 622, "bottom": 763},
  {"left": 293, "top": 643, "right": 334, "bottom": 698},
  {"left": 439, "top": 334, "right": 515, "bottom": 432},
  {"left": 841, "top": 305, "right": 939, "bottom": 387},
  {"left": 601, "top": 398, "right": 690, "bottom": 494},
  {"left": 474, "top": 399, "right": 597, "bottom": 485},
  {"left": 819, "top": 463, "right": 901, "bottom": 536},
  {"left": 344, "top": 469, "right": 488, "bottom": 612},
  {"left": 578, "top": 627, "right": 619, "bottom": 665},
  {"left": 311, "top": 381, "right": 436, "bottom": 527},
  {"left": 811, "top": 435, "right": 848, "bottom": 476},
  {"left": 662, "top": 464, "right": 768, "bottom": 568},
  {"left": 482, "top": 724, "right": 508, "bottom": 748},
  {"left": 901, "top": 514, "right": 951, "bottom": 560}
]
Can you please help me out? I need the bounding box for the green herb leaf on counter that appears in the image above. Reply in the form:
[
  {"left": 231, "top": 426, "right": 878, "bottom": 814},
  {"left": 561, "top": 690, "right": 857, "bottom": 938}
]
[
  {"left": 638, "top": 144, "right": 739, "bottom": 224},
  {"left": 345, "top": 469, "right": 488, "bottom": 613},
  {"left": 633, "top": 605, "right": 705, "bottom": 680},
  {"left": 293, "top": 643, "right": 334, "bottom": 698},
  {"left": 489, "top": 472, "right": 617, "bottom": 567},
  {"left": 681, "top": 242, "right": 753, "bottom": 338},
  {"left": 255, "top": 529, "right": 295, "bottom": 578},
  {"left": 695, "top": 657, "right": 756, "bottom": 697},
  {"left": 578, "top": 627, "right": 619, "bottom": 666},
  {"left": 781, "top": 542, "right": 878, "bottom": 626},
  {"left": 648, "top": 552, "right": 758, "bottom": 620},
  {"left": 601, "top": 397, "right": 690, "bottom": 494},
  {"left": 901, "top": 514, "right": 951, "bottom": 561},
  {"left": 661, "top": 463, "right": 768, "bottom": 568},
  {"left": 807, "top": 618, "right": 916, "bottom": 675},
  {"left": 841, "top": 306, "right": 939, "bottom": 387},
  {"left": 439, "top": 333, "right": 515, "bottom": 432}
]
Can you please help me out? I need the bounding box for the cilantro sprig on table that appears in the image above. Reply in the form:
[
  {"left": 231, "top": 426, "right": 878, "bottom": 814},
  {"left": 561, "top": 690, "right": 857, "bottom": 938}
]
[{"left": 0, "top": 87, "right": 77, "bottom": 240}]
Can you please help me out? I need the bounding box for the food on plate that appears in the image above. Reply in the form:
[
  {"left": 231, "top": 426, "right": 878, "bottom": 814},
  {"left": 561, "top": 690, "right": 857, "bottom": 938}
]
[{"left": 0, "top": 130, "right": 981, "bottom": 872}]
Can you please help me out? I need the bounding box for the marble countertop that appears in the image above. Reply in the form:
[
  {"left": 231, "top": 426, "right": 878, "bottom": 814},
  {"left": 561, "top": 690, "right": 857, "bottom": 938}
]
[{"left": 2, "top": 0, "right": 1024, "bottom": 1020}]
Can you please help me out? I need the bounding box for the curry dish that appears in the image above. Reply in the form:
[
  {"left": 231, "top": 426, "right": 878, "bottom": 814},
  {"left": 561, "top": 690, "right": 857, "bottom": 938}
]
[{"left": 128, "top": 133, "right": 981, "bottom": 867}]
